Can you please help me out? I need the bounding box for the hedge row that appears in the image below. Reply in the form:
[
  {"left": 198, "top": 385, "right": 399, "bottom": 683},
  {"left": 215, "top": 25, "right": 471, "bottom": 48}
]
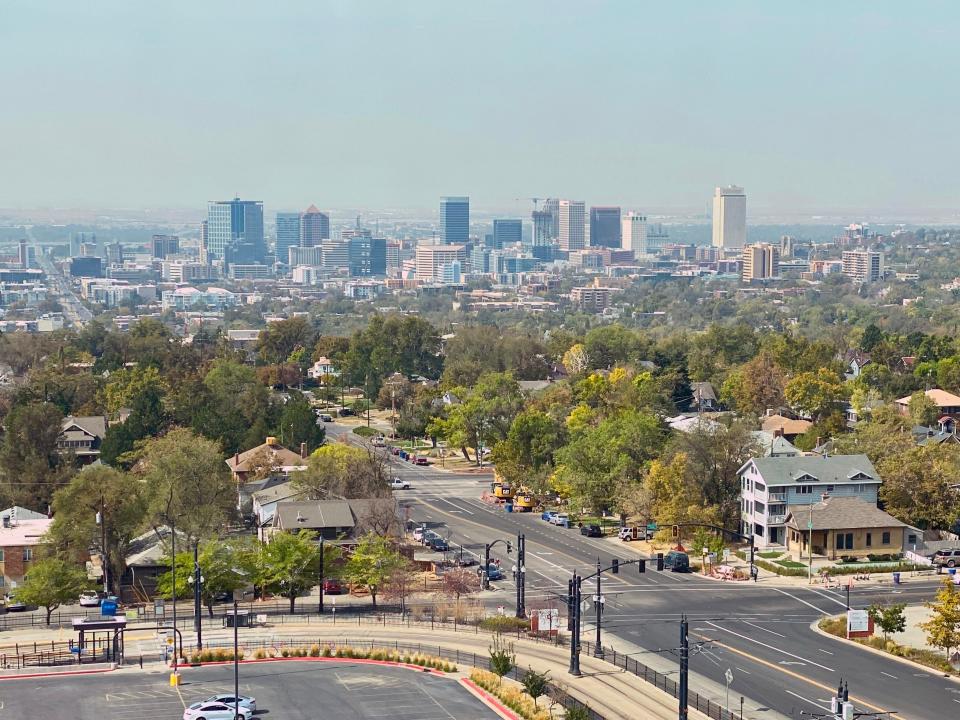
[{"left": 248, "top": 643, "right": 456, "bottom": 671}]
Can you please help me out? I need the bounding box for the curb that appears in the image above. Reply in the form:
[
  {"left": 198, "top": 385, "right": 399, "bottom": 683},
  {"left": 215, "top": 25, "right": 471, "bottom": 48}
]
[
  {"left": 460, "top": 677, "right": 522, "bottom": 720},
  {"left": 809, "top": 617, "right": 960, "bottom": 684},
  {"left": 174, "top": 655, "right": 448, "bottom": 677},
  {"left": 0, "top": 665, "right": 116, "bottom": 681}
]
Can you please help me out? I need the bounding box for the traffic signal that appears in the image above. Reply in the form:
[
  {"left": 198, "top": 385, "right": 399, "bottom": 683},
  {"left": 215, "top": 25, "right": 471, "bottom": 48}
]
[
  {"left": 638, "top": 559, "right": 646, "bottom": 573},
  {"left": 611, "top": 558, "right": 619, "bottom": 574},
  {"left": 507, "top": 541, "right": 512, "bottom": 554},
  {"left": 656, "top": 552, "right": 664, "bottom": 571},
  {"left": 672, "top": 524, "right": 680, "bottom": 539}
]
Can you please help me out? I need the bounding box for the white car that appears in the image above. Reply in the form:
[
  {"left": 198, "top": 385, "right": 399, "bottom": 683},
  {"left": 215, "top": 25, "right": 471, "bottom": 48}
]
[
  {"left": 412, "top": 527, "right": 426, "bottom": 542},
  {"left": 550, "top": 513, "right": 570, "bottom": 526},
  {"left": 390, "top": 477, "right": 410, "bottom": 490},
  {"left": 203, "top": 694, "right": 256, "bottom": 714},
  {"left": 79, "top": 591, "right": 101, "bottom": 607},
  {"left": 183, "top": 701, "right": 250, "bottom": 720}
]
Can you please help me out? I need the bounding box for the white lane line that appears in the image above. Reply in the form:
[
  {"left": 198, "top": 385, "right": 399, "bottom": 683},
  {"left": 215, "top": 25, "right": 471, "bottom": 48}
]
[
  {"left": 525, "top": 550, "right": 573, "bottom": 574},
  {"left": 741, "top": 619, "right": 786, "bottom": 638},
  {"left": 818, "top": 649, "right": 834, "bottom": 655},
  {"left": 807, "top": 587, "right": 851, "bottom": 609},
  {"left": 880, "top": 671, "right": 898, "bottom": 679},
  {"left": 735, "top": 666, "right": 752, "bottom": 675},
  {"left": 705, "top": 621, "right": 834, "bottom": 672},
  {"left": 785, "top": 690, "right": 830, "bottom": 710},
  {"left": 442, "top": 498, "right": 475, "bottom": 515},
  {"left": 770, "top": 587, "right": 828, "bottom": 614}
]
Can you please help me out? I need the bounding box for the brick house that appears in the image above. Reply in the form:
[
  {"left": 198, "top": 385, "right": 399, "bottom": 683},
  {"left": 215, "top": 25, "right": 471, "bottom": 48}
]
[{"left": 0, "top": 512, "right": 53, "bottom": 593}]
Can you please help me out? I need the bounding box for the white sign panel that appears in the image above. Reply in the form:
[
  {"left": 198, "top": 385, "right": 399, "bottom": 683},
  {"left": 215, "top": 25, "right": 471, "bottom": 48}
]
[
  {"left": 846, "top": 609, "right": 869, "bottom": 633},
  {"left": 536, "top": 608, "right": 560, "bottom": 632}
]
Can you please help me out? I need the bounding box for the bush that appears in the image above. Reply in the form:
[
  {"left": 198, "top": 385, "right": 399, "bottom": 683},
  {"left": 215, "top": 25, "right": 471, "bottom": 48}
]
[
  {"left": 322, "top": 645, "right": 333, "bottom": 657},
  {"left": 480, "top": 616, "right": 530, "bottom": 633},
  {"left": 281, "top": 648, "right": 290, "bottom": 658},
  {"left": 352, "top": 426, "right": 377, "bottom": 437},
  {"left": 309, "top": 644, "right": 320, "bottom": 657},
  {"left": 254, "top": 648, "right": 267, "bottom": 660},
  {"left": 468, "top": 669, "right": 551, "bottom": 720}
]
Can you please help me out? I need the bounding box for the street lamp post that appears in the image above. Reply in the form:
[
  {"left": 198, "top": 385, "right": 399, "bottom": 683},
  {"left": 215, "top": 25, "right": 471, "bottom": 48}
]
[
  {"left": 95, "top": 495, "right": 108, "bottom": 595},
  {"left": 187, "top": 544, "right": 204, "bottom": 650},
  {"left": 593, "top": 558, "right": 604, "bottom": 658},
  {"left": 233, "top": 596, "right": 240, "bottom": 720},
  {"left": 318, "top": 537, "right": 325, "bottom": 614}
]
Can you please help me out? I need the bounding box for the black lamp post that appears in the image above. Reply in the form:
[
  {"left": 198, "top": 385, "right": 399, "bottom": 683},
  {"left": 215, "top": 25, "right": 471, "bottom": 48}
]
[
  {"left": 187, "top": 544, "right": 204, "bottom": 650},
  {"left": 318, "top": 537, "right": 325, "bottom": 614}
]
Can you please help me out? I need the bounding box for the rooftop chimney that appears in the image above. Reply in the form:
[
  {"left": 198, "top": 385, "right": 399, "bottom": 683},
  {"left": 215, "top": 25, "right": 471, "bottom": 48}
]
[
  {"left": 296, "top": 511, "right": 305, "bottom": 523},
  {"left": 773, "top": 428, "right": 784, "bottom": 438}
]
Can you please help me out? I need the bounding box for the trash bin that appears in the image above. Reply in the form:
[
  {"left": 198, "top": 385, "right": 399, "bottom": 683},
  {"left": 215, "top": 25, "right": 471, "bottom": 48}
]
[
  {"left": 892, "top": 572, "right": 901, "bottom": 585},
  {"left": 505, "top": 503, "right": 513, "bottom": 513},
  {"left": 224, "top": 610, "right": 249, "bottom": 628},
  {"left": 100, "top": 599, "right": 118, "bottom": 617},
  {"left": 950, "top": 568, "right": 957, "bottom": 577}
]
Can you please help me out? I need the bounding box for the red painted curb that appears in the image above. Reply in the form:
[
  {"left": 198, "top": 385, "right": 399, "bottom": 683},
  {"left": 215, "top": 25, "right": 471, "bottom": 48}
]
[
  {"left": 460, "top": 678, "right": 522, "bottom": 720},
  {"left": 175, "top": 656, "right": 447, "bottom": 676},
  {"left": 0, "top": 666, "right": 115, "bottom": 681}
]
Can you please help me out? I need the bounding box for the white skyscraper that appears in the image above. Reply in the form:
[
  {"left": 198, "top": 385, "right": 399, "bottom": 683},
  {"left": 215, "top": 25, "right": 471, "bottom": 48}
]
[
  {"left": 558, "top": 200, "right": 585, "bottom": 251},
  {"left": 712, "top": 185, "right": 747, "bottom": 249},
  {"left": 621, "top": 212, "right": 648, "bottom": 259}
]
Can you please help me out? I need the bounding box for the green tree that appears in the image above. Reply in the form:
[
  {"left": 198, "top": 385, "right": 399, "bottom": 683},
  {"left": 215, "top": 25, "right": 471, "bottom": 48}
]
[
  {"left": 521, "top": 667, "right": 550, "bottom": 708},
  {"left": 920, "top": 578, "right": 960, "bottom": 658},
  {"left": 784, "top": 368, "right": 848, "bottom": 420},
  {"left": 867, "top": 603, "right": 907, "bottom": 642},
  {"left": 341, "top": 532, "right": 404, "bottom": 608},
  {"left": 278, "top": 391, "right": 325, "bottom": 452},
  {"left": 157, "top": 539, "right": 257, "bottom": 615},
  {"left": 140, "top": 427, "right": 236, "bottom": 545},
  {"left": 257, "top": 530, "right": 328, "bottom": 613},
  {"left": 257, "top": 316, "right": 316, "bottom": 366},
  {"left": 102, "top": 365, "right": 166, "bottom": 414},
  {"left": 875, "top": 444, "right": 960, "bottom": 530},
  {"left": 488, "top": 634, "right": 516, "bottom": 687},
  {"left": 293, "top": 443, "right": 389, "bottom": 499},
  {"left": 46, "top": 465, "right": 147, "bottom": 597},
  {"left": 15, "top": 557, "right": 88, "bottom": 624},
  {"left": 720, "top": 354, "right": 786, "bottom": 417},
  {"left": 908, "top": 391, "right": 939, "bottom": 427},
  {"left": 0, "top": 401, "right": 69, "bottom": 509},
  {"left": 100, "top": 385, "right": 169, "bottom": 467}
]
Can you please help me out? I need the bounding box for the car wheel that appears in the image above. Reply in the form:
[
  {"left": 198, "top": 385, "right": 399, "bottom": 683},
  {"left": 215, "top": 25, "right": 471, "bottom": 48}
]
[{"left": 949, "top": 559, "right": 957, "bottom": 568}]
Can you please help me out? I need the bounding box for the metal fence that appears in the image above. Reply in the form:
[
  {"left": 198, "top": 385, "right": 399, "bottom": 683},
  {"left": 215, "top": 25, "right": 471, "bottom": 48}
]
[
  {"left": 0, "top": 636, "right": 113, "bottom": 670},
  {"left": 579, "top": 639, "right": 743, "bottom": 720},
  {"left": 181, "top": 633, "right": 604, "bottom": 720}
]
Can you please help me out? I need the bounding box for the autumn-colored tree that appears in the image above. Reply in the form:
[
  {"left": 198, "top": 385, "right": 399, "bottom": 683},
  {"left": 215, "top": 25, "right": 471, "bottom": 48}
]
[
  {"left": 720, "top": 354, "right": 786, "bottom": 417},
  {"left": 920, "top": 578, "right": 960, "bottom": 658}
]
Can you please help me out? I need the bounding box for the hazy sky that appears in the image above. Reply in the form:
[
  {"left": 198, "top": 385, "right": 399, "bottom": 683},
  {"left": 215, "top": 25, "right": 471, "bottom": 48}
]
[{"left": 1, "top": 1, "right": 958, "bottom": 214}]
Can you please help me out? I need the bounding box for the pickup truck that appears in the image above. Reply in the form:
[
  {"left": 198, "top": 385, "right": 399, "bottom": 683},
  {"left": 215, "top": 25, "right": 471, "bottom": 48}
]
[{"left": 389, "top": 477, "right": 410, "bottom": 490}]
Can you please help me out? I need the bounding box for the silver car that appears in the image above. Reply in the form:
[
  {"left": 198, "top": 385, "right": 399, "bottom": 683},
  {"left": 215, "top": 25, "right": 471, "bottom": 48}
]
[{"left": 203, "top": 694, "right": 256, "bottom": 713}]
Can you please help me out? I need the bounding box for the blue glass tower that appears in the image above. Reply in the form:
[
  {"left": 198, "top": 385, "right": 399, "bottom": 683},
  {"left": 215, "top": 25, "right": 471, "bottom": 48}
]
[{"left": 440, "top": 196, "right": 469, "bottom": 245}]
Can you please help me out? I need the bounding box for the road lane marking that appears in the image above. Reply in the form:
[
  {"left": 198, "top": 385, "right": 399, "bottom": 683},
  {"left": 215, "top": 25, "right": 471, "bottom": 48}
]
[
  {"left": 735, "top": 666, "right": 752, "bottom": 674},
  {"left": 807, "top": 588, "right": 851, "bottom": 609},
  {"left": 741, "top": 619, "right": 786, "bottom": 638},
  {"left": 785, "top": 690, "right": 830, "bottom": 710},
  {"left": 818, "top": 649, "right": 833, "bottom": 655},
  {"left": 770, "top": 587, "right": 828, "bottom": 614},
  {"left": 704, "top": 621, "right": 834, "bottom": 671},
  {"left": 880, "top": 671, "right": 897, "bottom": 679}
]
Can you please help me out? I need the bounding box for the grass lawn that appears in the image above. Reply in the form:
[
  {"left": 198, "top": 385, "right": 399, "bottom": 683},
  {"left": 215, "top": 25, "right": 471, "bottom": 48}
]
[
  {"left": 759, "top": 551, "right": 784, "bottom": 559},
  {"left": 776, "top": 559, "right": 807, "bottom": 568}
]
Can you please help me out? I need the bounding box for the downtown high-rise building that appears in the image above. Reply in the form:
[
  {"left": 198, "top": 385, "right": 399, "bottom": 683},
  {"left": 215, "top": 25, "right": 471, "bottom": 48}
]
[
  {"left": 440, "top": 196, "right": 470, "bottom": 244},
  {"left": 558, "top": 200, "right": 586, "bottom": 251},
  {"left": 742, "top": 243, "right": 780, "bottom": 282},
  {"left": 275, "top": 212, "right": 301, "bottom": 267},
  {"left": 841, "top": 250, "right": 883, "bottom": 283},
  {"left": 621, "top": 212, "right": 648, "bottom": 259},
  {"left": 151, "top": 234, "right": 180, "bottom": 259},
  {"left": 589, "top": 206, "right": 621, "bottom": 248},
  {"left": 206, "top": 198, "right": 265, "bottom": 264},
  {"left": 492, "top": 219, "right": 522, "bottom": 249},
  {"left": 300, "top": 205, "right": 330, "bottom": 247},
  {"left": 712, "top": 185, "right": 746, "bottom": 249}
]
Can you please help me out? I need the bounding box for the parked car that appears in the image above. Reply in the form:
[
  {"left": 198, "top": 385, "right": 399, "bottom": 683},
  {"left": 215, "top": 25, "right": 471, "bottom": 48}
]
[
  {"left": 338, "top": 408, "right": 354, "bottom": 417},
  {"left": 455, "top": 555, "right": 478, "bottom": 567},
  {"left": 485, "top": 564, "right": 504, "bottom": 581},
  {"left": 202, "top": 695, "right": 256, "bottom": 714},
  {"left": 580, "top": 524, "right": 602, "bottom": 538},
  {"left": 318, "top": 413, "right": 333, "bottom": 422},
  {"left": 422, "top": 530, "right": 439, "bottom": 545},
  {"left": 428, "top": 536, "right": 449, "bottom": 552},
  {"left": 4, "top": 594, "right": 26, "bottom": 611},
  {"left": 183, "top": 701, "right": 250, "bottom": 720},
  {"left": 541, "top": 510, "right": 558, "bottom": 522},
  {"left": 79, "top": 590, "right": 101, "bottom": 607},
  {"left": 618, "top": 526, "right": 637, "bottom": 541},
  {"left": 391, "top": 447, "right": 401, "bottom": 455},
  {"left": 322, "top": 578, "right": 343, "bottom": 595},
  {"left": 412, "top": 527, "right": 426, "bottom": 542},
  {"left": 549, "top": 513, "right": 570, "bottom": 527},
  {"left": 414, "top": 456, "right": 429, "bottom": 465},
  {"left": 372, "top": 436, "right": 385, "bottom": 447},
  {"left": 664, "top": 550, "right": 691, "bottom": 572},
  {"left": 933, "top": 548, "right": 960, "bottom": 568},
  {"left": 389, "top": 477, "right": 411, "bottom": 490}
]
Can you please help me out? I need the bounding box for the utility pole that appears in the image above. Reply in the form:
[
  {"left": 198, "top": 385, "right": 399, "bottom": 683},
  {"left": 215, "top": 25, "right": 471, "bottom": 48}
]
[
  {"left": 594, "top": 558, "right": 604, "bottom": 658},
  {"left": 515, "top": 533, "right": 526, "bottom": 619},
  {"left": 679, "top": 615, "right": 689, "bottom": 720},
  {"left": 96, "top": 493, "right": 108, "bottom": 595},
  {"left": 569, "top": 572, "right": 581, "bottom": 676},
  {"left": 319, "top": 537, "right": 325, "bottom": 614},
  {"left": 193, "top": 543, "right": 202, "bottom": 650}
]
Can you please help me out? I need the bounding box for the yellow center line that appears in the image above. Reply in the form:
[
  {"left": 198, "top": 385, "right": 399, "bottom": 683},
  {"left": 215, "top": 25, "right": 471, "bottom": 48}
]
[{"left": 691, "top": 632, "right": 888, "bottom": 714}]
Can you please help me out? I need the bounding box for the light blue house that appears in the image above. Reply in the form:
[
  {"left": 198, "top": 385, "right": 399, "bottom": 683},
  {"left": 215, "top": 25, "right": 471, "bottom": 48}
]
[{"left": 738, "top": 454, "right": 881, "bottom": 548}]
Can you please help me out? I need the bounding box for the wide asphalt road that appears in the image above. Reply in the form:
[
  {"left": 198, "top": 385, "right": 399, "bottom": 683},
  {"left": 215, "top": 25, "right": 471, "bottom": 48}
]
[{"left": 382, "top": 448, "right": 957, "bottom": 720}]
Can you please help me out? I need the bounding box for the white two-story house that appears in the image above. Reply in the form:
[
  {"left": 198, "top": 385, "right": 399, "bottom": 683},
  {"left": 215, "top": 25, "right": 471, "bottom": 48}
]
[{"left": 738, "top": 454, "right": 881, "bottom": 548}]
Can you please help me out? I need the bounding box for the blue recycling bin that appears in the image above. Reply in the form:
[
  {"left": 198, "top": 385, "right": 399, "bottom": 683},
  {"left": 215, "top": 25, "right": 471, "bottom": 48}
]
[
  {"left": 892, "top": 572, "right": 900, "bottom": 585},
  {"left": 949, "top": 568, "right": 957, "bottom": 577},
  {"left": 100, "top": 599, "right": 118, "bottom": 617},
  {"left": 505, "top": 503, "right": 514, "bottom": 513}
]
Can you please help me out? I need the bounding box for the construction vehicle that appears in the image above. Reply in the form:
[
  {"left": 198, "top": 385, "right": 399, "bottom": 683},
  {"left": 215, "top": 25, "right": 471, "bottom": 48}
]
[
  {"left": 492, "top": 481, "right": 516, "bottom": 501},
  {"left": 514, "top": 488, "right": 536, "bottom": 511}
]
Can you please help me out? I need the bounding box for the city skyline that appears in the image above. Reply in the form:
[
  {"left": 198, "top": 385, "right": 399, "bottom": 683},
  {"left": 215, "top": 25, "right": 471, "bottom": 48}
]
[{"left": 2, "top": 2, "right": 959, "bottom": 215}]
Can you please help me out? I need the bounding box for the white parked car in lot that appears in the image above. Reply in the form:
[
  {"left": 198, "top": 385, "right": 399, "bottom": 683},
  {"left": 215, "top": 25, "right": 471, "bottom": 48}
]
[
  {"left": 550, "top": 513, "right": 570, "bottom": 526},
  {"left": 202, "top": 694, "right": 256, "bottom": 714},
  {"left": 183, "top": 700, "right": 251, "bottom": 720},
  {"left": 78, "top": 591, "right": 101, "bottom": 607},
  {"left": 390, "top": 477, "right": 410, "bottom": 490}
]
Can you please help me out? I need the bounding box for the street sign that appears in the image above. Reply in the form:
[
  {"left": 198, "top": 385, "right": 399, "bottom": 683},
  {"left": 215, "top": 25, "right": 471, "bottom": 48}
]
[
  {"left": 807, "top": 520, "right": 813, "bottom": 530},
  {"left": 154, "top": 598, "right": 165, "bottom": 617},
  {"left": 847, "top": 609, "right": 869, "bottom": 633},
  {"left": 535, "top": 608, "right": 560, "bottom": 632},
  {"left": 723, "top": 548, "right": 731, "bottom": 561},
  {"left": 580, "top": 600, "right": 590, "bottom": 612},
  {"left": 725, "top": 668, "right": 734, "bottom": 685}
]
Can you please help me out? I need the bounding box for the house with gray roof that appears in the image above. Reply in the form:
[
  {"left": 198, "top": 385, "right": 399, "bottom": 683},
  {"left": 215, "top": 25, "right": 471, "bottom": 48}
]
[
  {"left": 57, "top": 415, "right": 107, "bottom": 465},
  {"left": 738, "top": 454, "right": 881, "bottom": 549},
  {"left": 785, "top": 496, "right": 906, "bottom": 561},
  {"left": 268, "top": 498, "right": 402, "bottom": 542}
]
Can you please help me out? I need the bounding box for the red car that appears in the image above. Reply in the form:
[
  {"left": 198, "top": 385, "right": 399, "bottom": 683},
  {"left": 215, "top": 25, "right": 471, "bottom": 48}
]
[
  {"left": 414, "top": 457, "right": 429, "bottom": 466},
  {"left": 322, "top": 579, "right": 343, "bottom": 595}
]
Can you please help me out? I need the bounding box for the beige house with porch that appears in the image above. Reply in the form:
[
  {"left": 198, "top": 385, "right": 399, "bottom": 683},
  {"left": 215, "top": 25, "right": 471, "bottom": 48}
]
[{"left": 785, "top": 496, "right": 906, "bottom": 561}]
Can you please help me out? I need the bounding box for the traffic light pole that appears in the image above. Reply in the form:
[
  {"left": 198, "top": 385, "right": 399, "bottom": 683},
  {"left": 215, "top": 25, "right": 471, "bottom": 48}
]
[
  {"left": 679, "top": 615, "right": 689, "bottom": 720},
  {"left": 593, "top": 558, "right": 603, "bottom": 659},
  {"left": 515, "top": 533, "right": 526, "bottom": 619},
  {"left": 568, "top": 572, "right": 581, "bottom": 676}
]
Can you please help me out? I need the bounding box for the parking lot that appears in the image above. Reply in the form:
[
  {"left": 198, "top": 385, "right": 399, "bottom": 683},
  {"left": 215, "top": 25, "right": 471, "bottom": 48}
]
[{"left": 0, "top": 661, "right": 502, "bottom": 720}]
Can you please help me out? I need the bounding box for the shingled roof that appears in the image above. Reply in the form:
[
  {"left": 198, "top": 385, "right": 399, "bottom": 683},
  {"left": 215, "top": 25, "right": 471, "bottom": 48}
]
[{"left": 786, "top": 496, "right": 905, "bottom": 531}]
